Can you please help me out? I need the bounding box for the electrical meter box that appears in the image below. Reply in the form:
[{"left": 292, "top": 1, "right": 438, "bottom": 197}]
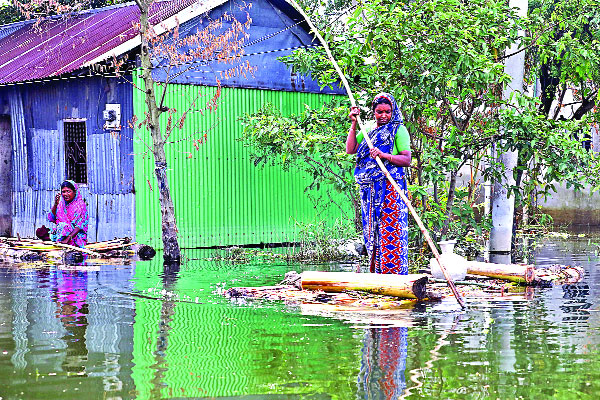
[{"left": 103, "top": 104, "right": 121, "bottom": 129}]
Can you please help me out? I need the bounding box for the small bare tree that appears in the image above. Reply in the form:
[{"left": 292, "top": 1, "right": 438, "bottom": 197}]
[{"left": 132, "top": 0, "right": 254, "bottom": 262}]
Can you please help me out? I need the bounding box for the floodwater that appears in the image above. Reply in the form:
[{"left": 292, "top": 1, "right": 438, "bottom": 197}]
[{"left": 1, "top": 232, "right": 599, "bottom": 399}]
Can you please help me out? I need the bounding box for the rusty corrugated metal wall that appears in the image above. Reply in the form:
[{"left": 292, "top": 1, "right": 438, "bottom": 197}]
[{"left": 133, "top": 79, "right": 350, "bottom": 248}]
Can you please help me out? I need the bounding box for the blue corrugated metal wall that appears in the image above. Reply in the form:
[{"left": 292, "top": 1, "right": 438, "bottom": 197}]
[
  {"left": 0, "top": 76, "right": 136, "bottom": 241},
  {"left": 152, "top": 0, "right": 346, "bottom": 95}
]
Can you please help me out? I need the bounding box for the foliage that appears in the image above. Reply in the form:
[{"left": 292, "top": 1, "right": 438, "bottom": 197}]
[
  {"left": 409, "top": 182, "right": 490, "bottom": 258},
  {"left": 210, "top": 218, "right": 361, "bottom": 264},
  {"left": 527, "top": 0, "right": 600, "bottom": 121},
  {"left": 292, "top": 218, "right": 360, "bottom": 262},
  {"left": 0, "top": 4, "right": 24, "bottom": 24}
]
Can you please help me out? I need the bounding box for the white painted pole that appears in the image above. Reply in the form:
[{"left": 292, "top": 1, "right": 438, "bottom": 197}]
[{"left": 489, "top": 0, "right": 528, "bottom": 260}]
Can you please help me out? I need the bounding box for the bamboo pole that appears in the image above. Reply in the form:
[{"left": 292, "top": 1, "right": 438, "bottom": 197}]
[
  {"left": 467, "top": 261, "right": 534, "bottom": 283},
  {"left": 285, "top": 0, "right": 466, "bottom": 308},
  {"left": 301, "top": 271, "right": 429, "bottom": 300},
  {"left": 85, "top": 241, "right": 137, "bottom": 251},
  {"left": 5, "top": 238, "right": 100, "bottom": 257}
]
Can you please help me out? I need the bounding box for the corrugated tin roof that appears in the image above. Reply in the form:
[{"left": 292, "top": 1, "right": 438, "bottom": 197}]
[{"left": 0, "top": 0, "right": 221, "bottom": 84}]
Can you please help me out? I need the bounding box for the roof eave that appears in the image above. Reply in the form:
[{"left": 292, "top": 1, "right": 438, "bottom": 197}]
[{"left": 82, "top": 0, "right": 229, "bottom": 68}]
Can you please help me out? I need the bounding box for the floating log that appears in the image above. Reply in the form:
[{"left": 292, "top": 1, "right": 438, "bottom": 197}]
[
  {"left": 300, "top": 271, "right": 428, "bottom": 300},
  {"left": 467, "top": 261, "right": 535, "bottom": 283},
  {"left": 467, "top": 261, "right": 584, "bottom": 285},
  {"left": 134, "top": 244, "right": 156, "bottom": 260},
  {"left": 85, "top": 239, "right": 135, "bottom": 251},
  {"left": 45, "top": 241, "right": 101, "bottom": 257},
  {"left": 85, "top": 240, "right": 155, "bottom": 259}
]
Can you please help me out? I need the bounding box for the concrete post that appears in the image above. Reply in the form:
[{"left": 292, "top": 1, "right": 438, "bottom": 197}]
[{"left": 489, "top": 0, "right": 528, "bottom": 257}]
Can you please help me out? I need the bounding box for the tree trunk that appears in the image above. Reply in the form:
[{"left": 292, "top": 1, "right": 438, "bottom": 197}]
[
  {"left": 138, "top": 2, "right": 181, "bottom": 262},
  {"left": 300, "top": 271, "right": 429, "bottom": 300}
]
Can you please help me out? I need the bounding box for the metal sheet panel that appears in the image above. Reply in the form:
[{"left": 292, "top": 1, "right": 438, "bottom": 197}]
[
  {"left": 12, "top": 188, "right": 55, "bottom": 239},
  {"left": 10, "top": 76, "right": 135, "bottom": 194},
  {"left": 11, "top": 187, "right": 135, "bottom": 242},
  {"left": 8, "top": 76, "right": 136, "bottom": 240},
  {"left": 9, "top": 87, "right": 28, "bottom": 191},
  {"left": 133, "top": 78, "right": 350, "bottom": 249},
  {"left": 30, "top": 129, "right": 63, "bottom": 190},
  {"left": 118, "top": 78, "right": 136, "bottom": 193},
  {"left": 93, "top": 193, "right": 136, "bottom": 241},
  {"left": 88, "top": 133, "right": 121, "bottom": 194}
]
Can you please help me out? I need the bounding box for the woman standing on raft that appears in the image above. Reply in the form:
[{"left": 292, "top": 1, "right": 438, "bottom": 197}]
[
  {"left": 47, "top": 180, "right": 89, "bottom": 247},
  {"left": 346, "top": 93, "right": 411, "bottom": 274}
]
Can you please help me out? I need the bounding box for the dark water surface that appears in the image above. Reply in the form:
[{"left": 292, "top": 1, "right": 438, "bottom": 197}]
[{"left": 1, "top": 233, "right": 600, "bottom": 399}]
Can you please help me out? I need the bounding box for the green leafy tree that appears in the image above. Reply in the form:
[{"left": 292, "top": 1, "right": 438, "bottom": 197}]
[
  {"left": 242, "top": 0, "right": 600, "bottom": 251},
  {"left": 0, "top": 0, "right": 125, "bottom": 24}
]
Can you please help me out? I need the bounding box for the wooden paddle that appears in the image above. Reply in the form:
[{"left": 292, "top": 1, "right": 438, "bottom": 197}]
[{"left": 285, "top": 0, "right": 466, "bottom": 309}]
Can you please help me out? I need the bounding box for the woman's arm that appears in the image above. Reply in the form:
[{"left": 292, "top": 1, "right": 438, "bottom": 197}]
[
  {"left": 369, "top": 148, "right": 412, "bottom": 167},
  {"left": 346, "top": 106, "right": 360, "bottom": 154},
  {"left": 48, "top": 192, "right": 60, "bottom": 222},
  {"left": 60, "top": 227, "right": 81, "bottom": 244}
]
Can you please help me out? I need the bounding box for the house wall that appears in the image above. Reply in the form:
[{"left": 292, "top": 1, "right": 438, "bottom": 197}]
[
  {"left": 538, "top": 182, "right": 600, "bottom": 226},
  {"left": 133, "top": 82, "right": 351, "bottom": 249},
  {"left": 0, "top": 75, "right": 136, "bottom": 241}
]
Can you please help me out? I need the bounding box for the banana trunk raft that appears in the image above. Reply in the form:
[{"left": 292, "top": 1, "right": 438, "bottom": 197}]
[
  {"left": 224, "top": 264, "right": 584, "bottom": 311},
  {"left": 0, "top": 237, "right": 156, "bottom": 263}
]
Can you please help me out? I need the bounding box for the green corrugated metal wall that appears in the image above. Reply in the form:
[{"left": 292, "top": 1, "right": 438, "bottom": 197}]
[{"left": 133, "top": 75, "right": 349, "bottom": 248}]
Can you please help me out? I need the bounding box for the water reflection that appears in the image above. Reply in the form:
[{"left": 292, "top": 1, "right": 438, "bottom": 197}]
[
  {"left": 51, "top": 269, "right": 89, "bottom": 375},
  {"left": 0, "top": 263, "right": 135, "bottom": 398},
  {"left": 358, "top": 327, "right": 408, "bottom": 399},
  {"left": 149, "top": 262, "right": 180, "bottom": 398},
  {"left": 1, "top": 234, "right": 600, "bottom": 398}
]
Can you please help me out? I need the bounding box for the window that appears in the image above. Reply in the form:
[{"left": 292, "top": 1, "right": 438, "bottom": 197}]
[{"left": 64, "top": 120, "right": 87, "bottom": 184}]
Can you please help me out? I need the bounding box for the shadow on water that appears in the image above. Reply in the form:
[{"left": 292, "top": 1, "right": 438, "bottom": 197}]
[{"left": 1, "top": 230, "right": 600, "bottom": 398}]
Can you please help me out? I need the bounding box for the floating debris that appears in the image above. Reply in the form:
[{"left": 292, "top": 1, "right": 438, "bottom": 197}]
[
  {"left": 0, "top": 237, "right": 156, "bottom": 263},
  {"left": 224, "top": 264, "right": 585, "bottom": 313}
]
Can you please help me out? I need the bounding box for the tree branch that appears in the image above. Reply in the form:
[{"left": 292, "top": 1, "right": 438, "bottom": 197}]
[
  {"left": 495, "top": 22, "right": 559, "bottom": 62},
  {"left": 442, "top": 97, "right": 461, "bottom": 131}
]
